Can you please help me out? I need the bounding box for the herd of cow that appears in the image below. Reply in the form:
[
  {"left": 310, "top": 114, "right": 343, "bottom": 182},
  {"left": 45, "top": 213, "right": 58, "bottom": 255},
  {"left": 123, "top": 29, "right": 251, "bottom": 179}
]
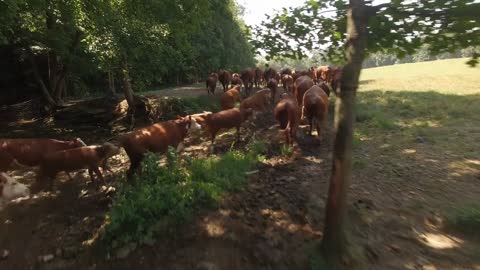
[{"left": 0, "top": 65, "right": 341, "bottom": 207}]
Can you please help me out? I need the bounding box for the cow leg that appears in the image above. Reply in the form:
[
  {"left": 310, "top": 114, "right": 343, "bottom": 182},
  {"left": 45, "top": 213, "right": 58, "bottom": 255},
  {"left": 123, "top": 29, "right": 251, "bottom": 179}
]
[
  {"left": 92, "top": 166, "right": 104, "bottom": 184},
  {"left": 309, "top": 118, "right": 313, "bottom": 136},
  {"left": 88, "top": 168, "right": 96, "bottom": 183},
  {"left": 176, "top": 143, "right": 185, "bottom": 153},
  {"left": 285, "top": 128, "right": 291, "bottom": 145},
  {"left": 316, "top": 120, "right": 322, "bottom": 140},
  {"left": 126, "top": 154, "right": 143, "bottom": 181}
]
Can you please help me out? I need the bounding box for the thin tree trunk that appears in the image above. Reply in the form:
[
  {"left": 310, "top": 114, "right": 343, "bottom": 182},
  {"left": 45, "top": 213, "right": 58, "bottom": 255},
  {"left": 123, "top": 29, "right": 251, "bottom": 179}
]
[
  {"left": 108, "top": 71, "right": 116, "bottom": 95},
  {"left": 122, "top": 58, "right": 136, "bottom": 127},
  {"left": 29, "top": 53, "right": 56, "bottom": 108},
  {"left": 321, "top": 0, "right": 369, "bottom": 268}
]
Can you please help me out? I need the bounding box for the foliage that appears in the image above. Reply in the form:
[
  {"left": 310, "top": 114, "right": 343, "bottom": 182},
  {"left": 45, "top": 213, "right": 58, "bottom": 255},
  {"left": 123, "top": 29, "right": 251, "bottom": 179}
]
[
  {"left": 0, "top": 0, "right": 254, "bottom": 101},
  {"left": 155, "top": 96, "right": 221, "bottom": 121},
  {"left": 102, "top": 143, "right": 266, "bottom": 248},
  {"left": 252, "top": 0, "right": 480, "bottom": 66}
]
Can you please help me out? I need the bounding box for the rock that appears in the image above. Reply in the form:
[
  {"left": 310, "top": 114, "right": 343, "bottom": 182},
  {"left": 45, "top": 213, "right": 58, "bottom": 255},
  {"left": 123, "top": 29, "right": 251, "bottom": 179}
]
[
  {"left": 55, "top": 248, "right": 62, "bottom": 257},
  {"left": 197, "top": 261, "right": 219, "bottom": 270},
  {"left": 1, "top": 249, "right": 9, "bottom": 260},
  {"left": 38, "top": 254, "right": 55, "bottom": 263},
  {"left": 116, "top": 242, "right": 137, "bottom": 259}
]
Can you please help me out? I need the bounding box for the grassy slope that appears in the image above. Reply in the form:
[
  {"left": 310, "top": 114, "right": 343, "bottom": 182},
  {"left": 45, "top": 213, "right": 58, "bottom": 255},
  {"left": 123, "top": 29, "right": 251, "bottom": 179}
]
[{"left": 360, "top": 58, "right": 480, "bottom": 94}]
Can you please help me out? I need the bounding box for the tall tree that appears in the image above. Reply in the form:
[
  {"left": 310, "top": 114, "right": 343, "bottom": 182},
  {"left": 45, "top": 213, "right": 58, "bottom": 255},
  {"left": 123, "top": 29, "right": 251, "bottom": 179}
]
[{"left": 253, "top": 0, "right": 480, "bottom": 268}]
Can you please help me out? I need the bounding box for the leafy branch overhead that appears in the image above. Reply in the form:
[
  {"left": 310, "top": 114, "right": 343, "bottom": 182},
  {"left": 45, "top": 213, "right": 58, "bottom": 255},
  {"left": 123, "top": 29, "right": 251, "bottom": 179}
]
[{"left": 252, "top": 0, "right": 480, "bottom": 66}]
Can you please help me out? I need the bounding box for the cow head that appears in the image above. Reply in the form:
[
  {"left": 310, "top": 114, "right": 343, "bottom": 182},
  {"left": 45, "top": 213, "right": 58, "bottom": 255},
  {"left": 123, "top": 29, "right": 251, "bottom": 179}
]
[
  {"left": 102, "top": 142, "right": 121, "bottom": 158},
  {"left": 0, "top": 172, "right": 30, "bottom": 202}
]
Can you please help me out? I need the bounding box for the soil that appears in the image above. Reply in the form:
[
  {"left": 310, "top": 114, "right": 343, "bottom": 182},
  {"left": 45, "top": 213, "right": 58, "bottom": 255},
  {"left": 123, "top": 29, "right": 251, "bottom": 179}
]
[{"left": 1, "top": 85, "right": 479, "bottom": 270}]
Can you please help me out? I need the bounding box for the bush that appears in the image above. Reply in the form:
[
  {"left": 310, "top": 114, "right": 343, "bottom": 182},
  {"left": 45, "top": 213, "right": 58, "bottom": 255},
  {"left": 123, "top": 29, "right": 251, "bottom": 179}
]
[
  {"left": 448, "top": 202, "right": 480, "bottom": 233},
  {"left": 102, "top": 143, "right": 263, "bottom": 249},
  {"left": 158, "top": 96, "right": 220, "bottom": 120}
]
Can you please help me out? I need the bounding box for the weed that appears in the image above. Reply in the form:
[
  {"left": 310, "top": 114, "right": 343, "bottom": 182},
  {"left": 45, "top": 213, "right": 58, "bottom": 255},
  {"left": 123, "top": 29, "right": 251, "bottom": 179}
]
[
  {"left": 280, "top": 144, "right": 294, "bottom": 157},
  {"left": 102, "top": 143, "right": 262, "bottom": 249}
]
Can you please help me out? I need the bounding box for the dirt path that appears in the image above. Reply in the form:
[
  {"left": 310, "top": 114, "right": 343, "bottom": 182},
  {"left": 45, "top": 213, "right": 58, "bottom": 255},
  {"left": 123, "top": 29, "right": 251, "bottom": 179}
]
[{"left": 1, "top": 84, "right": 479, "bottom": 270}]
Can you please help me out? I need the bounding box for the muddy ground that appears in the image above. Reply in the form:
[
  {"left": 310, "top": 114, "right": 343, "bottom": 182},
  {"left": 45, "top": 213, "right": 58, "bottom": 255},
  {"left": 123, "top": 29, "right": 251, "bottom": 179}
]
[{"left": 1, "top": 85, "right": 479, "bottom": 270}]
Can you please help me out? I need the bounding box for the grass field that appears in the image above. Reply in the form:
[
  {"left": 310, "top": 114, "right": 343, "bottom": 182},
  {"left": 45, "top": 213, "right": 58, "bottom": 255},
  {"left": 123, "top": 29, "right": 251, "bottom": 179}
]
[
  {"left": 360, "top": 58, "right": 480, "bottom": 94},
  {"left": 347, "top": 58, "right": 480, "bottom": 269}
]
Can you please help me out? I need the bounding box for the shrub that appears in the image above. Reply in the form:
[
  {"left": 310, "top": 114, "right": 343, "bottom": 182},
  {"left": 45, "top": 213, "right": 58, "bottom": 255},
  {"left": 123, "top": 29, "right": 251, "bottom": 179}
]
[{"left": 102, "top": 143, "right": 262, "bottom": 249}]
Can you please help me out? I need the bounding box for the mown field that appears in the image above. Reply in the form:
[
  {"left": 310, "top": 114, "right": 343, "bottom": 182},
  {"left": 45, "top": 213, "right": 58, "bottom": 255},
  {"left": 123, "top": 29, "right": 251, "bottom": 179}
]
[{"left": 360, "top": 58, "right": 480, "bottom": 94}]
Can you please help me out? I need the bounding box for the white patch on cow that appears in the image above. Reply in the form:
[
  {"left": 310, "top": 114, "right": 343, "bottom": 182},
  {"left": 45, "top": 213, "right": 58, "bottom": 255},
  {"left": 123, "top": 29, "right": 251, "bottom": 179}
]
[
  {"left": 189, "top": 119, "right": 202, "bottom": 131},
  {"left": 0, "top": 172, "right": 30, "bottom": 202}
]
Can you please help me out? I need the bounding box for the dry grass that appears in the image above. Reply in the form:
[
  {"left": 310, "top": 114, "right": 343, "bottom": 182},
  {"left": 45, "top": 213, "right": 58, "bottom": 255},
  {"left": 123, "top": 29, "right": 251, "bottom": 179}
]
[{"left": 360, "top": 58, "right": 480, "bottom": 94}]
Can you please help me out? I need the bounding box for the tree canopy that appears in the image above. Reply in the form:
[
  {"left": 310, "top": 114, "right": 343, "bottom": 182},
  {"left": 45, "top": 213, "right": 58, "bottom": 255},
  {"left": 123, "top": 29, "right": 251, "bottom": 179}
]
[
  {"left": 0, "top": 0, "right": 254, "bottom": 106},
  {"left": 252, "top": 0, "right": 480, "bottom": 66}
]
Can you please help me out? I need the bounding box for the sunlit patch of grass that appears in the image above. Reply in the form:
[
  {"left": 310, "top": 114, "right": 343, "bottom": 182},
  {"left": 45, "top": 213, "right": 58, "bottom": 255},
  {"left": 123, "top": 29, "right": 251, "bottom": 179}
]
[{"left": 360, "top": 58, "right": 480, "bottom": 94}]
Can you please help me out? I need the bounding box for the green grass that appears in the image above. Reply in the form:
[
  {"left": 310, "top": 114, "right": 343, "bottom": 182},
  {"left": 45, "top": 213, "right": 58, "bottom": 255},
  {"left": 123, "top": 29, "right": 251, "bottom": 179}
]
[
  {"left": 102, "top": 143, "right": 266, "bottom": 249},
  {"left": 448, "top": 202, "right": 480, "bottom": 234},
  {"left": 360, "top": 58, "right": 480, "bottom": 94}
]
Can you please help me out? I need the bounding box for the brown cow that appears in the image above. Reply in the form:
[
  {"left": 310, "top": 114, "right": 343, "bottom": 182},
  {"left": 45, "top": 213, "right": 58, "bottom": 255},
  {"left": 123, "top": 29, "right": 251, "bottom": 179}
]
[
  {"left": 274, "top": 93, "right": 300, "bottom": 145},
  {"left": 301, "top": 85, "right": 329, "bottom": 139},
  {"left": 240, "top": 68, "right": 255, "bottom": 96},
  {"left": 206, "top": 73, "right": 218, "bottom": 95},
  {"left": 294, "top": 75, "right": 314, "bottom": 106},
  {"left": 254, "top": 67, "right": 264, "bottom": 88},
  {"left": 280, "top": 67, "right": 292, "bottom": 76},
  {"left": 315, "top": 66, "right": 331, "bottom": 84},
  {"left": 218, "top": 69, "right": 231, "bottom": 92},
  {"left": 264, "top": 67, "right": 277, "bottom": 83},
  {"left": 120, "top": 116, "right": 201, "bottom": 180},
  {"left": 0, "top": 138, "right": 86, "bottom": 172},
  {"left": 267, "top": 78, "right": 278, "bottom": 103},
  {"left": 36, "top": 143, "right": 120, "bottom": 189},
  {"left": 231, "top": 73, "right": 243, "bottom": 88},
  {"left": 240, "top": 89, "right": 271, "bottom": 113},
  {"left": 194, "top": 108, "right": 253, "bottom": 144},
  {"left": 330, "top": 67, "right": 343, "bottom": 96},
  {"left": 281, "top": 74, "right": 294, "bottom": 93},
  {"left": 220, "top": 84, "right": 242, "bottom": 110}
]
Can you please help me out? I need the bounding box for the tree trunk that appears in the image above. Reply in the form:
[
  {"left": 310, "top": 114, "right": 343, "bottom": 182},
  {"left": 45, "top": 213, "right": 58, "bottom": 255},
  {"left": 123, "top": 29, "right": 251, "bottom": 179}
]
[
  {"left": 108, "top": 70, "right": 116, "bottom": 95},
  {"left": 321, "top": 0, "right": 369, "bottom": 268},
  {"left": 121, "top": 59, "right": 136, "bottom": 127},
  {"left": 48, "top": 52, "right": 67, "bottom": 105},
  {"left": 29, "top": 53, "right": 57, "bottom": 108}
]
